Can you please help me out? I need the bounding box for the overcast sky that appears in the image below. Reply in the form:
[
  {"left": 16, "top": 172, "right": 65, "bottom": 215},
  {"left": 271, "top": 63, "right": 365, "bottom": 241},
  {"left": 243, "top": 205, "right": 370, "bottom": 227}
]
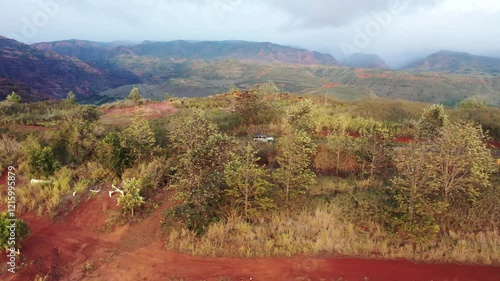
[{"left": 2, "top": 0, "right": 500, "bottom": 67}]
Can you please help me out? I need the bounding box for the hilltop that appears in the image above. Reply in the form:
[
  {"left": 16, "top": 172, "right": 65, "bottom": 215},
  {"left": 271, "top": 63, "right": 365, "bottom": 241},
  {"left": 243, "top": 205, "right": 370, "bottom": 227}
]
[
  {"left": 0, "top": 36, "right": 140, "bottom": 101},
  {"left": 32, "top": 39, "right": 340, "bottom": 66},
  {"left": 405, "top": 50, "right": 500, "bottom": 75},
  {"left": 343, "top": 53, "right": 389, "bottom": 69}
]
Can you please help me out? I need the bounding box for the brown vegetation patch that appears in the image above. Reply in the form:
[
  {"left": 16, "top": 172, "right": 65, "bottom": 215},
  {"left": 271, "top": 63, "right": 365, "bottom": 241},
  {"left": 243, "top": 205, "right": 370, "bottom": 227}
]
[
  {"left": 100, "top": 101, "right": 176, "bottom": 126},
  {"left": 321, "top": 83, "right": 341, "bottom": 88}
]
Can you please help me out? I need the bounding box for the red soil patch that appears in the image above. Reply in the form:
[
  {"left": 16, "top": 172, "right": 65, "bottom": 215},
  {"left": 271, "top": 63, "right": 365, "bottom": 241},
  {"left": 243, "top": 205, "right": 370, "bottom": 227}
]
[
  {"left": 321, "top": 82, "right": 341, "bottom": 88},
  {"left": 489, "top": 140, "right": 500, "bottom": 148},
  {"left": 396, "top": 137, "right": 415, "bottom": 143},
  {"left": 2, "top": 191, "right": 499, "bottom": 281},
  {"left": 64, "top": 193, "right": 120, "bottom": 230},
  {"left": 255, "top": 67, "right": 273, "bottom": 79}
]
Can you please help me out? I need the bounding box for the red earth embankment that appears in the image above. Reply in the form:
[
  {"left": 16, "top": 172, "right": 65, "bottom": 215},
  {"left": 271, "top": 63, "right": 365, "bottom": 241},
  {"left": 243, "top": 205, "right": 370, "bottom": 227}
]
[{"left": 0, "top": 192, "right": 498, "bottom": 281}]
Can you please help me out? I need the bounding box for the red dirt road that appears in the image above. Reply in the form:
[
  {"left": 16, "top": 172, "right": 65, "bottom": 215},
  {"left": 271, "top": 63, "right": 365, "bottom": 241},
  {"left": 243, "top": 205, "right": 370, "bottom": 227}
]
[{"left": 1, "top": 194, "right": 499, "bottom": 281}]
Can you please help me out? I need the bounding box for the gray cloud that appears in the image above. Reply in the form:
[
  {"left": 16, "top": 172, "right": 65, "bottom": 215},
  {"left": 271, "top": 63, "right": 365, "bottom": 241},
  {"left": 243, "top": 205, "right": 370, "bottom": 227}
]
[
  {"left": 263, "top": 0, "right": 439, "bottom": 28},
  {"left": 0, "top": 0, "right": 499, "bottom": 68}
]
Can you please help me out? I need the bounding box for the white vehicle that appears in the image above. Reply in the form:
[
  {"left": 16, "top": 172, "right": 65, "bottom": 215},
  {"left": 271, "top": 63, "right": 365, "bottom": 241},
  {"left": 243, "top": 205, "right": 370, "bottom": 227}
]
[{"left": 253, "top": 134, "right": 274, "bottom": 142}]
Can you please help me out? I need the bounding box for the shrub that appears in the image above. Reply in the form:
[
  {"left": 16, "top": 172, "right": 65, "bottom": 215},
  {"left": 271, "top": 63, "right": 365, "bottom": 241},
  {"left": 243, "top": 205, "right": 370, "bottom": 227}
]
[
  {"left": 0, "top": 213, "right": 30, "bottom": 252},
  {"left": 117, "top": 178, "right": 145, "bottom": 217},
  {"left": 5, "top": 92, "right": 21, "bottom": 104},
  {"left": 127, "top": 87, "right": 142, "bottom": 101},
  {"left": 18, "top": 166, "right": 74, "bottom": 217}
]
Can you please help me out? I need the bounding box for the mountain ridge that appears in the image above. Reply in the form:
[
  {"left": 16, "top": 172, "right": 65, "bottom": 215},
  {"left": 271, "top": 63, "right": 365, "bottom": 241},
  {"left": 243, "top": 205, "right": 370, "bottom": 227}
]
[
  {"left": 33, "top": 39, "right": 341, "bottom": 66},
  {"left": 2, "top": 36, "right": 500, "bottom": 106},
  {"left": 404, "top": 50, "right": 500, "bottom": 75},
  {"left": 0, "top": 36, "right": 140, "bottom": 101}
]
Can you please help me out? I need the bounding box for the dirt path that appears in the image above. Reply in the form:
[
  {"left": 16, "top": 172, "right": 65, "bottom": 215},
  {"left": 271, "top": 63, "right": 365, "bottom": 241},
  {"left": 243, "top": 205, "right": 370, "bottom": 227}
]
[{"left": 1, "top": 193, "right": 499, "bottom": 281}]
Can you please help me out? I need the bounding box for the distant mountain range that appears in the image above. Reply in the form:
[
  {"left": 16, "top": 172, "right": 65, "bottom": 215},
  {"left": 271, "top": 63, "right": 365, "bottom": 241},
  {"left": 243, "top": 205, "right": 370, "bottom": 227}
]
[
  {"left": 1, "top": 35, "right": 500, "bottom": 105},
  {"left": 32, "top": 39, "right": 340, "bottom": 66},
  {"left": 404, "top": 50, "right": 500, "bottom": 75}
]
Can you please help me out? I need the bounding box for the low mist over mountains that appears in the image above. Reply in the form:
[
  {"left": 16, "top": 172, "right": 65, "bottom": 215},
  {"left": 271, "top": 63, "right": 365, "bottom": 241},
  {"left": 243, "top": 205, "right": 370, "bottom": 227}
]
[
  {"left": 343, "top": 53, "right": 389, "bottom": 70},
  {"left": 1, "top": 36, "right": 500, "bottom": 106}
]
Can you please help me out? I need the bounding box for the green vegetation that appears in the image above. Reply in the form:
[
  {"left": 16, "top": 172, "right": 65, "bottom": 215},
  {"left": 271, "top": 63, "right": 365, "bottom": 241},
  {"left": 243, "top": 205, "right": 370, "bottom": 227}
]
[
  {"left": 6, "top": 92, "right": 21, "bottom": 104},
  {"left": 224, "top": 144, "right": 274, "bottom": 220},
  {"left": 117, "top": 178, "right": 145, "bottom": 217},
  {"left": 65, "top": 91, "right": 77, "bottom": 104},
  {"left": 418, "top": 104, "right": 448, "bottom": 139},
  {"left": 0, "top": 213, "right": 29, "bottom": 252},
  {"left": 127, "top": 86, "right": 143, "bottom": 101},
  {"left": 1, "top": 86, "right": 499, "bottom": 265}
]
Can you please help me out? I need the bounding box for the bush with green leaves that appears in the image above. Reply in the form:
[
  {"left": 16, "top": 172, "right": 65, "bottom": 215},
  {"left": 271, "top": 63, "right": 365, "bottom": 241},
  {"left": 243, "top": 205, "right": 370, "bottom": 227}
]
[
  {"left": 356, "top": 119, "right": 394, "bottom": 179},
  {"left": 120, "top": 116, "right": 157, "bottom": 162},
  {"left": 168, "top": 110, "right": 235, "bottom": 234},
  {"left": 224, "top": 144, "right": 275, "bottom": 220},
  {"left": 0, "top": 213, "right": 30, "bottom": 252},
  {"left": 390, "top": 121, "right": 497, "bottom": 241},
  {"left": 27, "top": 145, "right": 60, "bottom": 179},
  {"left": 65, "top": 91, "right": 77, "bottom": 104},
  {"left": 17, "top": 166, "right": 74, "bottom": 217},
  {"left": 5, "top": 92, "right": 21, "bottom": 104},
  {"left": 127, "top": 87, "right": 143, "bottom": 101},
  {"left": 98, "top": 132, "right": 132, "bottom": 177},
  {"left": 457, "top": 97, "right": 486, "bottom": 109},
  {"left": 418, "top": 104, "right": 448, "bottom": 140},
  {"left": 273, "top": 124, "right": 316, "bottom": 208},
  {"left": 117, "top": 178, "right": 145, "bottom": 217}
]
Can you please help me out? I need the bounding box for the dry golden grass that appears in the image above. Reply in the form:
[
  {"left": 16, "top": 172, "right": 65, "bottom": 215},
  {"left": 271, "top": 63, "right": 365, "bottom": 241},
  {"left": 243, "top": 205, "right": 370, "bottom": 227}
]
[{"left": 165, "top": 201, "right": 500, "bottom": 265}]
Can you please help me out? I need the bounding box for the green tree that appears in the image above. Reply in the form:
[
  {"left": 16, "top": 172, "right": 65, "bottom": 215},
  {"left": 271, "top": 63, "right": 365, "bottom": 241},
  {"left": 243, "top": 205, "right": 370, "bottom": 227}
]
[
  {"left": 418, "top": 104, "right": 448, "bottom": 140},
  {"left": 120, "top": 116, "right": 156, "bottom": 161},
  {"left": 391, "top": 121, "right": 496, "bottom": 239},
  {"left": 284, "top": 99, "right": 316, "bottom": 133},
  {"left": 356, "top": 119, "right": 394, "bottom": 179},
  {"left": 65, "top": 91, "right": 76, "bottom": 104},
  {"left": 98, "top": 132, "right": 131, "bottom": 177},
  {"left": 391, "top": 143, "right": 445, "bottom": 241},
  {"left": 0, "top": 213, "right": 30, "bottom": 252},
  {"left": 224, "top": 144, "right": 274, "bottom": 220},
  {"left": 250, "top": 80, "right": 280, "bottom": 95},
  {"left": 117, "top": 178, "right": 145, "bottom": 217},
  {"left": 457, "top": 97, "right": 486, "bottom": 109},
  {"left": 168, "top": 109, "right": 219, "bottom": 152},
  {"left": 168, "top": 110, "right": 235, "bottom": 234},
  {"left": 433, "top": 121, "right": 496, "bottom": 204},
  {"left": 6, "top": 92, "right": 21, "bottom": 104},
  {"left": 164, "top": 92, "right": 173, "bottom": 101},
  {"left": 325, "top": 120, "right": 358, "bottom": 175},
  {"left": 49, "top": 106, "right": 101, "bottom": 165},
  {"left": 273, "top": 124, "right": 316, "bottom": 208},
  {"left": 28, "top": 146, "right": 60, "bottom": 178},
  {"left": 127, "top": 87, "right": 142, "bottom": 101},
  {"left": 234, "top": 91, "right": 264, "bottom": 126}
]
